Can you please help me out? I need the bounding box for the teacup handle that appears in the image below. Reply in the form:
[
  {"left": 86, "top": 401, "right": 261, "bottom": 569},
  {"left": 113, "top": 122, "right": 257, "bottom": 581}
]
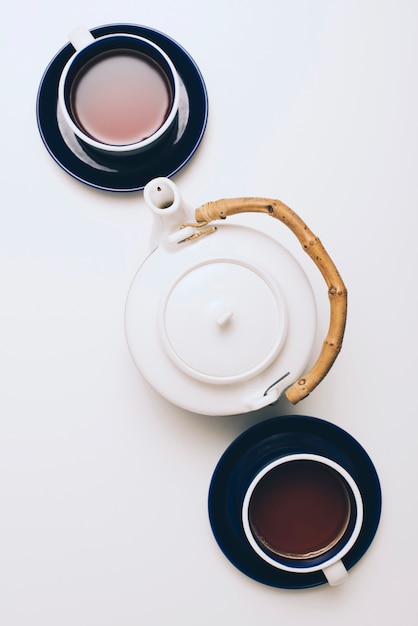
[
  {"left": 68, "top": 26, "right": 95, "bottom": 52},
  {"left": 191, "top": 197, "right": 347, "bottom": 404},
  {"left": 323, "top": 560, "right": 348, "bottom": 586}
]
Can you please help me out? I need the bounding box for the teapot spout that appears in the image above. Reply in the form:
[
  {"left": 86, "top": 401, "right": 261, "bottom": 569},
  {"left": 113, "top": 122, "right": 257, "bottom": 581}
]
[{"left": 144, "top": 177, "right": 193, "bottom": 249}]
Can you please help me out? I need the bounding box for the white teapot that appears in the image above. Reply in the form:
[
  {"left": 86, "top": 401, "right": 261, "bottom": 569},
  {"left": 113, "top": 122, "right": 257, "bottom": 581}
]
[{"left": 125, "top": 178, "right": 347, "bottom": 416}]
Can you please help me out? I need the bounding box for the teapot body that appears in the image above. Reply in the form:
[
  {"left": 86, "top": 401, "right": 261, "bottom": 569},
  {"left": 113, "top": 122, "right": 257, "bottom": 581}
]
[{"left": 125, "top": 178, "right": 318, "bottom": 415}]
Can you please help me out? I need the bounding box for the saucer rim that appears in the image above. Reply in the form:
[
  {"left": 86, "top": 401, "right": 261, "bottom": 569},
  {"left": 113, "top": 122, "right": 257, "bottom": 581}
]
[
  {"left": 36, "top": 23, "right": 208, "bottom": 192},
  {"left": 208, "top": 415, "right": 382, "bottom": 590}
]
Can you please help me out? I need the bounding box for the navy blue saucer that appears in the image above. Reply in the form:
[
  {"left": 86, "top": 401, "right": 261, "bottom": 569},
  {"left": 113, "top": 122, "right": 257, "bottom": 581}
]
[
  {"left": 36, "top": 24, "right": 208, "bottom": 192},
  {"left": 208, "top": 415, "right": 382, "bottom": 589}
]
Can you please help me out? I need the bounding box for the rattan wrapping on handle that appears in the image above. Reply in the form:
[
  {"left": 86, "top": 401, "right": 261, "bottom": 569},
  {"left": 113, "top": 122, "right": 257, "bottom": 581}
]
[{"left": 193, "top": 197, "right": 347, "bottom": 404}]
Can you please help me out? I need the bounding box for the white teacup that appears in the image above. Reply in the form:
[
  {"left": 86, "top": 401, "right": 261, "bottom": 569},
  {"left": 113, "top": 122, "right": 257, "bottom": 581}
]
[
  {"left": 58, "top": 26, "right": 180, "bottom": 158},
  {"left": 241, "top": 453, "right": 364, "bottom": 586}
]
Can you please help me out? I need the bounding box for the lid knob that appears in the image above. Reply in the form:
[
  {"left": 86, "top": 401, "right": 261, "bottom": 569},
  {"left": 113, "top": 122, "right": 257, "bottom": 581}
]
[{"left": 212, "top": 303, "right": 234, "bottom": 328}]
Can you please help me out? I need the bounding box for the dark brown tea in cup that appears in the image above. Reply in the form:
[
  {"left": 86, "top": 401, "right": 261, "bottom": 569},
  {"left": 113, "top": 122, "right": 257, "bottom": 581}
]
[
  {"left": 69, "top": 49, "right": 173, "bottom": 145},
  {"left": 248, "top": 460, "right": 351, "bottom": 559}
]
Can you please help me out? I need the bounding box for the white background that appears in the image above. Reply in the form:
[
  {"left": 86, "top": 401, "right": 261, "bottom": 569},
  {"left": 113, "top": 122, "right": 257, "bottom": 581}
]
[{"left": 1, "top": 1, "right": 417, "bottom": 624}]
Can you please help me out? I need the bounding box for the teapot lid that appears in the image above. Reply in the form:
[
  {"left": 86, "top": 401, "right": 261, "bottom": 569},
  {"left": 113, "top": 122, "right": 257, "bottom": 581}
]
[
  {"left": 160, "top": 259, "right": 287, "bottom": 383},
  {"left": 125, "top": 221, "right": 317, "bottom": 415}
]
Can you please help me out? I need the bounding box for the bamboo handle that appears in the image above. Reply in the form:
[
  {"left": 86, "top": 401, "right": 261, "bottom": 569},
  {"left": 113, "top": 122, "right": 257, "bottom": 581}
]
[{"left": 194, "top": 197, "right": 347, "bottom": 404}]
